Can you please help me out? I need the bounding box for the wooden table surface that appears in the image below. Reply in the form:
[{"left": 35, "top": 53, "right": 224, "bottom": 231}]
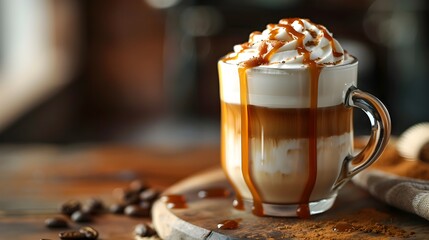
[
  {"left": 0, "top": 143, "right": 427, "bottom": 239},
  {"left": 0, "top": 144, "right": 219, "bottom": 240}
]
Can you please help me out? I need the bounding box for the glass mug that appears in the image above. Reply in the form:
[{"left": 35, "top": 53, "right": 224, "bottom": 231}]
[{"left": 218, "top": 56, "right": 391, "bottom": 217}]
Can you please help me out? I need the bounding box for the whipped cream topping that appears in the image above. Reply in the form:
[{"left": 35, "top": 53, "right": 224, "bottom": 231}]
[{"left": 223, "top": 18, "right": 349, "bottom": 68}]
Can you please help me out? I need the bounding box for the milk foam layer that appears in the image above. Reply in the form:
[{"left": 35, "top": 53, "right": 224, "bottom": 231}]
[
  {"left": 223, "top": 18, "right": 351, "bottom": 68},
  {"left": 225, "top": 133, "right": 352, "bottom": 203},
  {"left": 218, "top": 59, "right": 357, "bottom": 108}
]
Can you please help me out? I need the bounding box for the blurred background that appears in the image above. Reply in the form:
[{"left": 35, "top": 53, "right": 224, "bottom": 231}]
[{"left": 0, "top": 0, "right": 428, "bottom": 146}]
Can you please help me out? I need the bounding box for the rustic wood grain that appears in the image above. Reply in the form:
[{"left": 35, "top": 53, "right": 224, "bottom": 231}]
[{"left": 0, "top": 144, "right": 219, "bottom": 239}]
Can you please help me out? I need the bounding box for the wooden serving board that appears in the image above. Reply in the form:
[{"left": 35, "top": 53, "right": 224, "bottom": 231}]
[{"left": 152, "top": 168, "right": 429, "bottom": 239}]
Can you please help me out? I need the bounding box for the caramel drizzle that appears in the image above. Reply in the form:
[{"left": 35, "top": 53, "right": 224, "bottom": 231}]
[
  {"left": 275, "top": 22, "right": 321, "bottom": 218},
  {"left": 219, "top": 62, "right": 245, "bottom": 210},
  {"left": 222, "top": 19, "right": 340, "bottom": 218},
  {"left": 238, "top": 67, "right": 263, "bottom": 215},
  {"left": 225, "top": 19, "right": 342, "bottom": 66},
  {"left": 318, "top": 25, "right": 343, "bottom": 58},
  {"left": 161, "top": 194, "right": 187, "bottom": 209},
  {"left": 238, "top": 35, "right": 285, "bottom": 216},
  {"left": 217, "top": 218, "right": 242, "bottom": 230}
]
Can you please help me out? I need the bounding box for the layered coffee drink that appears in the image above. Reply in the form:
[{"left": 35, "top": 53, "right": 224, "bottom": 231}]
[{"left": 218, "top": 18, "right": 374, "bottom": 218}]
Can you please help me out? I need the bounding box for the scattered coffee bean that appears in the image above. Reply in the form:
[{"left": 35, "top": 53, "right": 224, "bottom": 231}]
[
  {"left": 123, "top": 192, "right": 140, "bottom": 205},
  {"left": 79, "top": 226, "right": 99, "bottom": 240},
  {"left": 61, "top": 200, "right": 81, "bottom": 216},
  {"left": 139, "top": 201, "right": 152, "bottom": 218},
  {"left": 124, "top": 205, "right": 150, "bottom": 218},
  {"left": 82, "top": 198, "right": 104, "bottom": 214},
  {"left": 139, "top": 200, "right": 152, "bottom": 210},
  {"left": 47, "top": 179, "right": 160, "bottom": 240},
  {"left": 134, "top": 223, "right": 157, "bottom": 237},
  {"left": 113, "top": 187, "right": 142, "bottom": 205},
  {"left": 71, "top": 210, "right": 92, "bottom": 223},
  {"left": 58, "top": 226, "right": 98, "bottom": 240},
  {"left": 45, "top": 217, "right": 69, "bottom": 229},
  {"left": 129, "top": 180, "right": 149, "bottom": 193},
  {"left": 109, "top": 203, "right": 126, "bottom": 214},
  {"left": 139, "top": 188, "right": 159, "bottom": 202},
  {"left": 58, "top": 231, "right": 87, "bottom": 240}
]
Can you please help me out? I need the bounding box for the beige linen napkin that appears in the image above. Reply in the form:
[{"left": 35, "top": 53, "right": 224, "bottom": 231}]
[{"left": 353, "top": 170, "right": 429, "bottom": 221}]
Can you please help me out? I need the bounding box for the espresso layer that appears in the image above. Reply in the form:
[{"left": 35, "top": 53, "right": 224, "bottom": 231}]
[{"left": 222, "top": 102, "right": 352, "bottom": 139}]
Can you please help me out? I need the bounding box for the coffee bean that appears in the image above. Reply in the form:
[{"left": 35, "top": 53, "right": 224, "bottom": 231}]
[
  {"left": 139, "top": 201, "right": 152, "bottom": 218},
  {"left": 82, "top": 198, "right": 104, "bottom": 214},
  {"left": 129, "top": 180, "right": 149, "bottom": 193},
  {"left": 58, "top": 231, "right": 86, "bottom": 240},
  {"left": 139, "top": 200, "right": 152, "bottom": 210},
  {"left": 134, "top": 223, "right": 157, "bottom": 237},
  {"left": 109, "top": 203, "right": 126, "bottom": 214},
  {"left": 113, "top": 187, "right": 141, "bottom": 205},
  {"left": 123, "top": 192, "right": 140, "bottom": 205},
  {"left": 79, "top": 226, "right": 99, "bottom": 240},
  {"left": 45, "top": 217, "right": 69, "bottom": 229},
  {"left": 124, "top": 205, "right": 150, "bottom": 218},
  {"left": 61, "top": 200, "right": 81, "bottom": 216},
  {"left": 58, "top": 226, "right": 98, "bottom": 240},
  {"left": 139, "top": 188, "right": 159, "bottom": 202},
  {"left": 71, "top": 211, "right": 92, "bottom": 223}
]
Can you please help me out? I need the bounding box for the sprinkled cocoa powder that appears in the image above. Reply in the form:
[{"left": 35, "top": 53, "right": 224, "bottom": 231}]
[
  {"left": 236, "top": 208, "right": 414, "bottom": 239},
  {"left": 330, "top": 208, "right": 414, "bottom": 239},
  {"left": 322, "top": 209, "right": 412, "bottom": 239}
]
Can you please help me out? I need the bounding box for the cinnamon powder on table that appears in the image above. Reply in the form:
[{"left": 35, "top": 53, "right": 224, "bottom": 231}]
[
  {"left": 290, "top": 209, "right": 412, "bottom": 239},
  {"left": 239, "top": 208, "right": 414, "bottom": 239},
  {"left": 355, "top": 138, "right": 429, "bottom": 180}
]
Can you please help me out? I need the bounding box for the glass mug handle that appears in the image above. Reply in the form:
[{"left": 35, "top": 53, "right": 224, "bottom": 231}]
[{"left": 333, "top": 86, "right": 391, "bottom": 190}]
